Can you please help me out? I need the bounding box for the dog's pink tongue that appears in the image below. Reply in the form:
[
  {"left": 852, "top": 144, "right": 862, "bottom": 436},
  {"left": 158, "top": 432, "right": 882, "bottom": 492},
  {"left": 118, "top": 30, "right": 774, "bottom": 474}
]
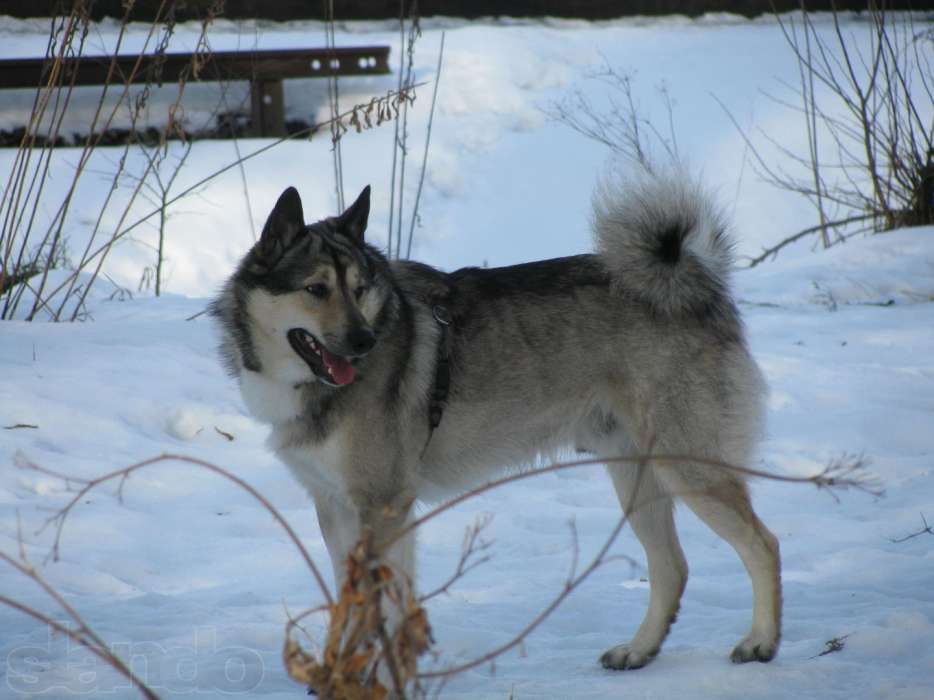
[{"left": 320, "top": 347, "right": 356, "bottom": 385}]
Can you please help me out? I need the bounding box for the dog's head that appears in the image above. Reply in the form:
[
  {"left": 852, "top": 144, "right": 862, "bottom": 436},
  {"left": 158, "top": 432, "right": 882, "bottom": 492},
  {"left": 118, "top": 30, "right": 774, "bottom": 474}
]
[{"left": 215, "top": 186, "right": 394, "bottom": 388}]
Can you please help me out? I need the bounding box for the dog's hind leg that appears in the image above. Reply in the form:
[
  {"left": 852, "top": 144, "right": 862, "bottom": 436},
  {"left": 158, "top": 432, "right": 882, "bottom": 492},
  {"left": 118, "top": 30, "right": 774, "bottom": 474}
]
[
  {"left": 659, "top": 470, "right": 781, "bottom": 663},
  {"left": 601, "top": 462, "right": 688, "bottom": 670}
]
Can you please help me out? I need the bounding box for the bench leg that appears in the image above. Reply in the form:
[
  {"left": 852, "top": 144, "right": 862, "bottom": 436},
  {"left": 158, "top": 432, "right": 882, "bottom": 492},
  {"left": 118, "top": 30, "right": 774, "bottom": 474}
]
[{"left": 249, "top": 79, "right": 285, "bottom": 138}]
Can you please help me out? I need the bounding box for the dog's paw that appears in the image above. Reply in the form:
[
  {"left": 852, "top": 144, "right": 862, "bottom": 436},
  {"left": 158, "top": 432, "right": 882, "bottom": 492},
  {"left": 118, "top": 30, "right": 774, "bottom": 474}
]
[
  {"left": 730, "top": 633, "right": 779, "bottom": 664},
  {"left": 599, "top": 644, "right": 658, "bottom": 671}
]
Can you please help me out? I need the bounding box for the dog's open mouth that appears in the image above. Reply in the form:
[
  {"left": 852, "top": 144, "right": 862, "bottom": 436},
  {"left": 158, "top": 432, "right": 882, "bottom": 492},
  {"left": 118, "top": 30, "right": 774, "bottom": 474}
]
[{"left": 287, "top": 329, "right": 356, "bottom": 386}]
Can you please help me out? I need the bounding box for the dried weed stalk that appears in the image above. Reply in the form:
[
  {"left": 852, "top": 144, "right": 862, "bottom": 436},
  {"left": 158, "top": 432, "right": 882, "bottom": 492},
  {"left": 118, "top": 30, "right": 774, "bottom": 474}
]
[
  {"left": 284, "top": 530, "right": 433, "bottom": 699},
  {"left": 0, "top": 2, "right": 417, "bottom": 321},
  {"left": 0, "top": 1, "right": 219, "bottom": 320}
]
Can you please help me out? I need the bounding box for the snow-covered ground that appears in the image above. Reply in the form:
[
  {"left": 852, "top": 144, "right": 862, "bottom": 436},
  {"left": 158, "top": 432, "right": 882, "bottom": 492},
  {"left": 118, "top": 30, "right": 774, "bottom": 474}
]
[{"left": 2, "top": 12, "right": 933, "bottom": 700}]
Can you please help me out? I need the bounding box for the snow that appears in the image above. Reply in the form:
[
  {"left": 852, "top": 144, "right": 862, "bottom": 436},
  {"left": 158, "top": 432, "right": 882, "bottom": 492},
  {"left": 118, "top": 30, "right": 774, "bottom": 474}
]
[{"left": 2, "top": 11, "right": 934, "bottom": 700}]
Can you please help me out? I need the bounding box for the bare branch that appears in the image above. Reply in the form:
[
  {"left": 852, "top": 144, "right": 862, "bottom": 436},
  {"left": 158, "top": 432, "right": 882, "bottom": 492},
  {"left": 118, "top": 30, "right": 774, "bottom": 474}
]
[
  {"left": 400, "top": 448, "right": 876, "bottom": 683},
  {"left": 417, "top": 450, "right": 654, "bottom": 681},
  {"left": 743, "top": 213, "right": 876, "bottom": 268},
  {"left": 388, "top": 451, "right": 879, "bottom": 552},
  {"left": 419, "top": 513, "right": 493, "bottom": 603},
  {"left": 0, "top": 594, "right": 158, "bottom": 700},
  {"left": 14, "top": 451, "right": 333, "bottom": 605},
  {"left": 1, "top": 525, "right": 157, "bottom": 699},
  {"left": 888, "top": 514, "right": 934, "bottom": 544}
]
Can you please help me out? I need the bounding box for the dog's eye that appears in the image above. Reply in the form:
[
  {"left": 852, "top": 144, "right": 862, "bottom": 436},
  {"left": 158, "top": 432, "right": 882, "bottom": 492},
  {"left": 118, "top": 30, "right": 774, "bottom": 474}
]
[
  {"left": 354, "top": 285, "right": 367, "bottom": 301},
  {"left": 306, "top": 283, "right": 329, "bottom": 299}
]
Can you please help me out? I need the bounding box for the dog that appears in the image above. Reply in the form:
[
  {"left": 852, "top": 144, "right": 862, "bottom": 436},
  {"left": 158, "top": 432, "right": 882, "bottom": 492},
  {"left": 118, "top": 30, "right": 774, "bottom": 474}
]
[{"left": 211, "top": 170, "right": 781, "bottom": 673}]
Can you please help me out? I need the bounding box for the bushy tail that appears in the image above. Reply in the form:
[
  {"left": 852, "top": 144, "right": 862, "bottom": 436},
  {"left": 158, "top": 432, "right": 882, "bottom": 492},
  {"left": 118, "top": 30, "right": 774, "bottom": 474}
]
[{"left": 592, "top": 170, "right": 734, "bottom": 317}]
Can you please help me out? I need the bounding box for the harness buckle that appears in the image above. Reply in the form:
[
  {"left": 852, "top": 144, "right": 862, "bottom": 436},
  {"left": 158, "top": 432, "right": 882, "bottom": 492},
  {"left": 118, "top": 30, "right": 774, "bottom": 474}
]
[{"left": 432, "top": 304, "right": 451, "bottom": 326}]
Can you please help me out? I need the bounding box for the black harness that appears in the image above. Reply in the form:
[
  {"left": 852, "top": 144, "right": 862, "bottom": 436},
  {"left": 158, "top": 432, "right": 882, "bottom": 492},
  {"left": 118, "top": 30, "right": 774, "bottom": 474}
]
[{"left": 424, "top": 302, "right": 453, "bottom": 451}]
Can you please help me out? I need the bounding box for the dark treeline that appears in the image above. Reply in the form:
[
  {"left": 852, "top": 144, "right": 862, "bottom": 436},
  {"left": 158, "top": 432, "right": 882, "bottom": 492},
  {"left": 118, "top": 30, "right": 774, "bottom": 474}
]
[{"left": 12, "top": 1, "right": 934, "bottom": 22}]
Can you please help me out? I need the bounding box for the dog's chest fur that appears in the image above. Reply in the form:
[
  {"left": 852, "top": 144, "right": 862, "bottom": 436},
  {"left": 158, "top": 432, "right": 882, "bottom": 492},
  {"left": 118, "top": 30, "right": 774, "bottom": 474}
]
[
  {"left": 238, "top": 371, "right": 347, "bottom": 496},
  {"left": 273, "top": 427, "right": 347, "bottom": 497},
  {"left": 239, "top": 371, "right": 304, "bottom": 425}
]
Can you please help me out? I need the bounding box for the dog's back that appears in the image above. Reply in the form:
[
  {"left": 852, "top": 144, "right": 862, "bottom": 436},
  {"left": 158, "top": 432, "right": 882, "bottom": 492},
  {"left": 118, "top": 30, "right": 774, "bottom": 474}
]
[{"left": 418, "top": 172, "right": 764, "bottom": 489}]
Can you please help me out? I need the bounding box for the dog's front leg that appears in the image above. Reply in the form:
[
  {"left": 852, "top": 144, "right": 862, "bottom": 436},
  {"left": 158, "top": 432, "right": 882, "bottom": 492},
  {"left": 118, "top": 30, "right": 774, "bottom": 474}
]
[
  {"left": 311, "top": 490, "right": 360, "bottom": 587},
  {"left": 351, "top": 488, "right": 418, "bottom": 695},
  {"left": 352, "top": 488, "right": 417, "bottom": 594},
  {"left": 312, "top": 486, "right": 418, "bottom": 695},
  {"left": 312, "top": 485, "right": 416, "bottom": 593}
]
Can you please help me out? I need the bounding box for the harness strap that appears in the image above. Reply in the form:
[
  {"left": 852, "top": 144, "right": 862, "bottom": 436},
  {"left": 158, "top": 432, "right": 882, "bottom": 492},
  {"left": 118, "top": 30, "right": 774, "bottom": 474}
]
[{"left": 428, "top": 304, "right": 453, "bottom": 432}]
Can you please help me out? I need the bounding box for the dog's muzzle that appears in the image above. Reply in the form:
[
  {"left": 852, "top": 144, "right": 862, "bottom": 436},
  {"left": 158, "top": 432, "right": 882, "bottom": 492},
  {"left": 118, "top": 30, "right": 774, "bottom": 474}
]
[{"left": 287, "top": 328, "right": 358, "bottom": 386}]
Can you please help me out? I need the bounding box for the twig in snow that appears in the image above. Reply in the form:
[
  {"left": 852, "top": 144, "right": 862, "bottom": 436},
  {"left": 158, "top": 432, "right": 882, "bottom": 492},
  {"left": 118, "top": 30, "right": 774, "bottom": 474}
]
[
  {"left": 419, "top": 512, "right": 493, "bottom": 603},
  {"left": 888, "top": 514, "right": 934, "bottom": 543},
  {"left": 810, "top": 634, "right": 850, "bottom": 659}
]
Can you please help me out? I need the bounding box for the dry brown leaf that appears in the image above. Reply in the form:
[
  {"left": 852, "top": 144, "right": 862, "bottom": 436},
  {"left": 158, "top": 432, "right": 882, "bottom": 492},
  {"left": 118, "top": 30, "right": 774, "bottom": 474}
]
[{"left": 344, "top": 651, "right": 371, "bottom": 675}]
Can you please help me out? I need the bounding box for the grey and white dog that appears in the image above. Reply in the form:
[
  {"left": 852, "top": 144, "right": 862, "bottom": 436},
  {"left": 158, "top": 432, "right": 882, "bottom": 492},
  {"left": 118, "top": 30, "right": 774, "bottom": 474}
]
[{"left": 212, "top": 171, "right": 781, "bottom": 671}]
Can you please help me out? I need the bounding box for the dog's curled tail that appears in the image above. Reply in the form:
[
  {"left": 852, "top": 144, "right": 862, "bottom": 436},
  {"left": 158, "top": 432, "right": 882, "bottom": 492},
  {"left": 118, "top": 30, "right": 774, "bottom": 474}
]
[{"left": 593, "top": 170, "right": 734, "bottom": 317}]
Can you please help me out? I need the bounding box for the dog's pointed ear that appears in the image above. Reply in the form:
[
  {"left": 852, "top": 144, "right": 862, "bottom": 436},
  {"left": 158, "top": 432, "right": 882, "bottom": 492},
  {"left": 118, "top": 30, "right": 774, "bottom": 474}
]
[
  {"left": 258, "top": 187, "right": 305, "bottom": 262},
  {"left": 336, "top": 186, "right": 370, "bottom": 243}
]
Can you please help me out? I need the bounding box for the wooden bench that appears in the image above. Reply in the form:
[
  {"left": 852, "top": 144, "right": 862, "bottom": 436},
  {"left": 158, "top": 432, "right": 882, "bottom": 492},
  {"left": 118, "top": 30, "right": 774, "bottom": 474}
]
[{"left": 0, "top": 46, "right": 391, "bottom": 137}]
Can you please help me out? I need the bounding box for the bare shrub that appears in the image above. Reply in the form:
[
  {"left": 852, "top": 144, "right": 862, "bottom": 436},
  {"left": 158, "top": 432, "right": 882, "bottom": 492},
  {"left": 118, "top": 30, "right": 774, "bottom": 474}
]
[
  {"left": 544, "top": 59, "right": 681, "bottom": 173},
  {"left": 129, "top": 141, "right": 194, "bottom": 296},
  {"left": 733, "top": 5, "right": 933, "bottom": 266},
  {"left": 547, "top": 9, "right": 932, "bottom": 269}
]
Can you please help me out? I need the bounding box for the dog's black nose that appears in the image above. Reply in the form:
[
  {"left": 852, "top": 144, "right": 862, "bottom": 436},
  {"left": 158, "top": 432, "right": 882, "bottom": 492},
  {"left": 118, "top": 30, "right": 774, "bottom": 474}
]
[{"left": 347, "top": 327, "right": 376, "bottom": 356}]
